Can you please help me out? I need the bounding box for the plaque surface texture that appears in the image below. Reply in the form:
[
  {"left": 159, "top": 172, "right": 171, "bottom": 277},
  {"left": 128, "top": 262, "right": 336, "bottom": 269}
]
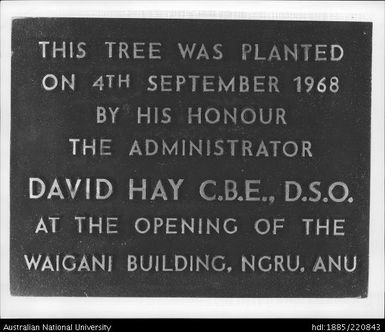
[{"left": 10, "top": 18, "right": 372, "bottom": 297}]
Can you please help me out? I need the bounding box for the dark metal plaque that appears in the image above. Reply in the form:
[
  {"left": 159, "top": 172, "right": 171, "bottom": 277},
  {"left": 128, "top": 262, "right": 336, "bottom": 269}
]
[{"left": 10, "top": 18, "right": 371, "bottom": 297}]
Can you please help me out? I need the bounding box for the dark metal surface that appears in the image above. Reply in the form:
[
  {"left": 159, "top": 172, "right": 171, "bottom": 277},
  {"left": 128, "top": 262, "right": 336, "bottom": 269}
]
[{"left": 10, "top": 18, "right": 371, "bottom": 297}]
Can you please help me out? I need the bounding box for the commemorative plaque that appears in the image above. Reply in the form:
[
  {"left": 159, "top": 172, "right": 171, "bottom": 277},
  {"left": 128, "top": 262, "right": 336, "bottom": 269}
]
[{"left": 10, "top": 18, "right": 372, "bottom": 297}]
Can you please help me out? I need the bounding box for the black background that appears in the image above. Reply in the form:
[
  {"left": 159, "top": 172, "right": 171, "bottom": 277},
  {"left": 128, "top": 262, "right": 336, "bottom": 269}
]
[{"left": 11, "top": 18, "right": 371, "bottom": 297}]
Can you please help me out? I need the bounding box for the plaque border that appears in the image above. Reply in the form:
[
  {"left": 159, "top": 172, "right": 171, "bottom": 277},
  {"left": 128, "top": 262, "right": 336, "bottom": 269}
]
[{"left": 1, "top": 0, "right": 383, "bottom": 318}]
